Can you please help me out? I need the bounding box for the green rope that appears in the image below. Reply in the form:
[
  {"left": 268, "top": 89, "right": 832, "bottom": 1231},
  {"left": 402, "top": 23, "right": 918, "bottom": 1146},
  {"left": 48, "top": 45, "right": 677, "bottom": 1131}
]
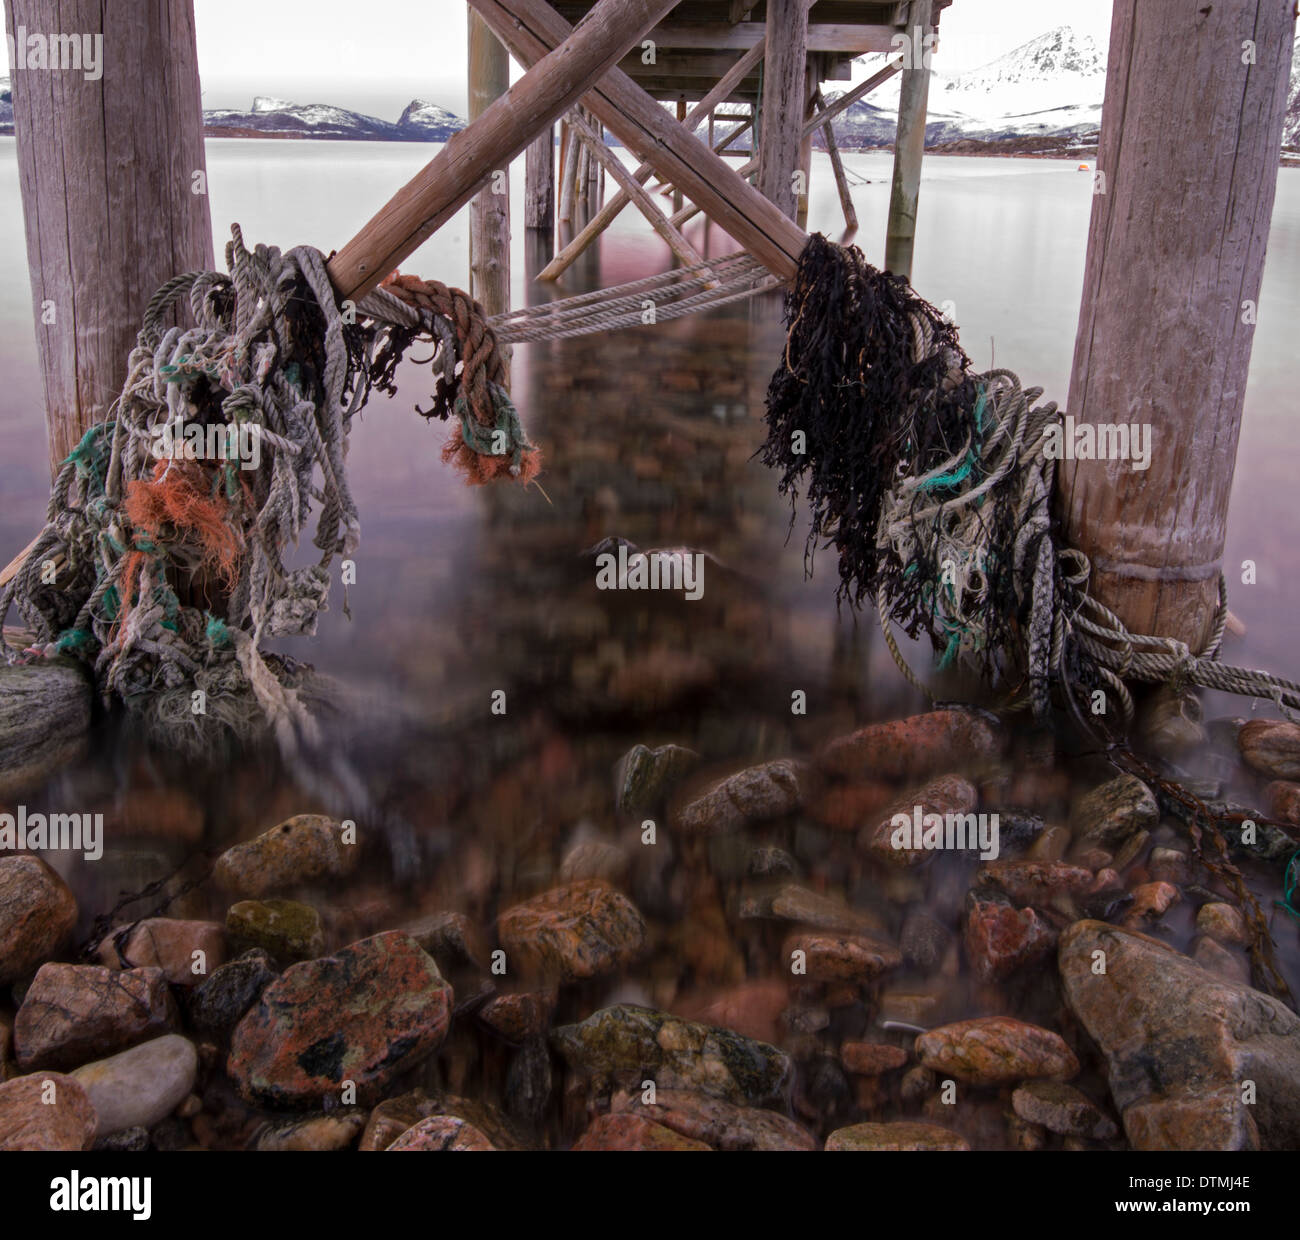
[{"left": 1277, "top": 850, "right": 1300, "bottom": 924}]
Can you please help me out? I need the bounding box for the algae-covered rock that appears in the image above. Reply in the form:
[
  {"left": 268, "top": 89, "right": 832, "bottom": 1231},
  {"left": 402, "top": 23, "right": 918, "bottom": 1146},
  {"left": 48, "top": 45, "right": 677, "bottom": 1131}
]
[
  {"left": 551, "top": 1004, "right": 790, "bottom": 1105},
  {"left": 226, "top": 899, "right": 324, "bottom": 962}
]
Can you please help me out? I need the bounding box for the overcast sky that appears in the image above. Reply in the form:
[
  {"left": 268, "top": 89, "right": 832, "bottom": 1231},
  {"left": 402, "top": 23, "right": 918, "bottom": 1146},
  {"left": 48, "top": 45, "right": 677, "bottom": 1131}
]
[{"left": 5, "top": 1, "right": 1115, "bottom": 118}]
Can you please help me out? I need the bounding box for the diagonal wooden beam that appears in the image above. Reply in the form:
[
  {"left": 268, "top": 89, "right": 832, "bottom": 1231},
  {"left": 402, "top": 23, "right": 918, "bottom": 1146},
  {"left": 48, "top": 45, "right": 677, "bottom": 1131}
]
[
  {"left": 668, "top": 58, "right": 902, "bottom": 229},
  {"left": 537, "top": 32, "right": 770, "bottom": 281},
  {"left": 326, "top": 0, "right": 683, "bottom": 301},
  {"left": 566, "top": 109, "right": 708, "bottom": 271},
  {"left": 815, "top": 88, "right": 857, "bottom": 236},
  {"left": 472, "top": 0, "right": 806, "bottom": 281}
]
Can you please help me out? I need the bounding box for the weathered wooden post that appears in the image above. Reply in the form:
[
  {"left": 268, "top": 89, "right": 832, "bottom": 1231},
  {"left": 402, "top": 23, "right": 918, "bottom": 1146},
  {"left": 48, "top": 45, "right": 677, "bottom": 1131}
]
[
  {"left": 1058, "top": 0, "right": 1295, "bottom": 654},
  {"left": 525, "top": 124, "right": 556, "bottom": 238},
  {"left": 884, "top": 0, "right": 932, "bottom": 278},
  {"left": 795, "top": 69, "right": 815, "bottom": 229},
  {"left": 468, "top": 9, "right": 511, "bottom": 341},
  {"left": 757, "top": 0, "right": 808, "bottom": 217},
  {"left": 7, "top": 0, "right": 213, "bottom": 478}
]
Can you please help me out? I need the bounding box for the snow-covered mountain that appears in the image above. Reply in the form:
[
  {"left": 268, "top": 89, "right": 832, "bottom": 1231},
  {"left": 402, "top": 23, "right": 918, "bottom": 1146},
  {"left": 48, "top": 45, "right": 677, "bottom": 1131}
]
[
  {"left": 831, "top": 25, "right": 1107, "bottom": 148},
  {"left": 203, "top": 96, "right": 466, "bottom": 141}
]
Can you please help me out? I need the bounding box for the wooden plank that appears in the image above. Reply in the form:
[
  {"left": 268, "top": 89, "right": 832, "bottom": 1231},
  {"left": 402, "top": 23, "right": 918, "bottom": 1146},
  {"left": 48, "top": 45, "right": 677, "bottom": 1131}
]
[
  {"left": 327, "top": 0, "right": 683, "bottom": 301},
  {"left": 8, "top": 0, "right": 213, "bottom": 479},
  {"left": 1058, "top": 0, "right": 1295, "bottom": 653},
  {"left": 524, "top": 125, "right": 556, "bottom": 231},
  {"left": 468, "top": 10, "right": 511, "bottom": 332},
  {"left": 469, "top": 0, "right": 808, "bottom": 280},
  {"left": 884, "top": 0, "right": 932, "bottom": 278},
  {"left": 536, "top": 31, "right": 769, "bottom": 281},
  {"left": 757, "top": 0, "right": 809, "bottom": 218},
  {"left": 568, "top": 110, "right": 707, "bottom": 269},
  {"left": 559, "top": 116, "right": 581, "bottom": 221},
  {"left": 645, "top": 21, "right": 896, "bottom": 52}
]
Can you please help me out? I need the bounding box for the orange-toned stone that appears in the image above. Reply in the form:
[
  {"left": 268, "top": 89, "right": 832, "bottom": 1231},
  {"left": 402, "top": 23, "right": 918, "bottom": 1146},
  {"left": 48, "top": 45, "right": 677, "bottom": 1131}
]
[
  {"left": 570, "top": 1113, "right": 710, "bottom": 1151},
  {"left": 915, "top": 1016, "right": 1079, "bottom": 1085}
]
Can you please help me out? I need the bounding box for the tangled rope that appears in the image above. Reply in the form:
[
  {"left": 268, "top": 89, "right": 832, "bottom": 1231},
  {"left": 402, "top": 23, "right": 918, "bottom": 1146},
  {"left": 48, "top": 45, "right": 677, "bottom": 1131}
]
[
  {"left": 762, "top": 234, "right": 1300, "bottom": 732},
  {"left": 0, "top": 225, "right": 539, "bottom": 753}
]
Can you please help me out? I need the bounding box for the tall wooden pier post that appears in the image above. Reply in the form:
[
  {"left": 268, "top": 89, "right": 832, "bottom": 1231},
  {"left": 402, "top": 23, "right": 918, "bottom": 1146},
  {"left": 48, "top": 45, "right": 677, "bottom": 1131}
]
[
  {"left": 525, "top": 124, "right": 556, "bottom": 243},
  {"left": 884, "top": 0, "right": 932, "bottom": 279},
  {"left": 757, "top": 0, "right": 808, "bottom": 217},
  {"left": 468, "top": 8, "right": 511, "bottom": 344},
  {"left": 1058, "top": 0, "right": 1295, "bottom": 653},
  {"left": 7, "top": 0, "right": 213, "bottom": 479}
]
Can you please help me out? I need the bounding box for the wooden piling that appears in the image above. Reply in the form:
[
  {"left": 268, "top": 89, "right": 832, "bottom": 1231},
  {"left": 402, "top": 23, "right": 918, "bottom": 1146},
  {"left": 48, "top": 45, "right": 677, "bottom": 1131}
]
[
  {"left": 468, "top": 9, "right": 511, "bottom": 336},
  {"left": 524, "top": 125, "right": 556, "bottom": 235},
  {"left": 756, "top": 0, "right": 809, "bottom": 218},
  {"left": 8, "top": 0, "right": 213, "bottom": 478},
  {"left": 884, "top": 0, "right": 932, "bottom": 279},
  {"left": 1058, "top": 0, "right": 1295, "bottom": 654}
]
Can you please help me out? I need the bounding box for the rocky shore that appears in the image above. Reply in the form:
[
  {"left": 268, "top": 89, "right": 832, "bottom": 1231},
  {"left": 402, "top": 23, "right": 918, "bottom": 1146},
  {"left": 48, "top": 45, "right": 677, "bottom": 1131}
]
[{"left": 2, "top": 704, "right": 1298, "bottom": 1152}]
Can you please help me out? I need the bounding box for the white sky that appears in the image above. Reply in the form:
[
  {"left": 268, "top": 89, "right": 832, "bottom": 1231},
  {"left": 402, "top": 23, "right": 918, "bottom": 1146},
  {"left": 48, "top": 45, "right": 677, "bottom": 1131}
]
[{"left": 4, "top": 1, "right": 1115, "bottom": 119}]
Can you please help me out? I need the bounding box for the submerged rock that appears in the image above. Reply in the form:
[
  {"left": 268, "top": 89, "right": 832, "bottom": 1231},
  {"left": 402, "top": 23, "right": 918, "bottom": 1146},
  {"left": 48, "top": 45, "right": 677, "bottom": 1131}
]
[
  {"left": 670, "top": 759, "right": 808, "bottom": 836},
  {"left": 0, "top": 660, "right": 92, "bottom": 798},
  {"left": 824, "top": 1120, "right": 969, "bottom": 1151},
  {"left": 214, "top": 813, "right": 360, "bottom": 898},
  {"left": 388, "top": 1115, "right": 496, "bottom": 1151},
  {"left": 496, "top": 880, "right": 645, "bottom": 982},
  {"left": 914, "top": 1016, "right": 1078, "bottom": 1085},
  {"left": 818, "top": 709, "right": 1001, "bottom": 781},
  {"left": 552, "top": 1004, "right": 790, "bottom": 1105},
  {"left": 571, "top": 1112, "right": 710, "bottom": 1150},
  {"left": 781, "top": 931, "right": 901, "bottom": 982},
  {"left": 858, "top": 775, "right": 980, "bottom": 867},
  {"left": 1058, "top": 920, "right": 1300, "bottom": 1150},
  {"left": 1238, "top": 719, "right": 1300, "bottom": 779},
  {"left": 254, "top": 1109, "right": 367, "bottom": 1151},
  {"left": 737, "top": 883, "right": 880, "bottom": 934},
  {"left": 616, "top": 743, "right": 699, "bottom": 814},
  {"left": 226, "top": 898, "right": 324, "bottom": 962},
  {"left": 14, "top": 964, "right": 177, "bottom": 1071},
  {"left": 359, "top": 1089, "right": 526, "bottom": 1151},
  {"left": 1011, "top": 1079, "right": 1118, "bottom": 1139},
  {"left": 0, "top": 855, "right": 78, "bottom": 985},
  {"left": 964, "top": 895, "right": 1055, "bottom": 982},
  {"left": 1070, "top": 775, "right": 1158, "bottom": 846},
  {"left": 610, "top": 1088, "right": 816, "bottom": 1150},
  {"left": 185, "top": 949, "right": 277, "bottom": 1035},
  {"left": 227, "top": 932, "right": 452, "bottom": 1107},
  {"left": 0, "top": 1072, "right": 96, "bottom": 1151},
  {"left": 96, "top": 918, "right": 226, "bottom": 985},
  {"left": 71, "top": 1034, "right": 197, "bottom": 1138},
  {"left": 976, "top": 860, "right": 1093, "bottom": 907}
]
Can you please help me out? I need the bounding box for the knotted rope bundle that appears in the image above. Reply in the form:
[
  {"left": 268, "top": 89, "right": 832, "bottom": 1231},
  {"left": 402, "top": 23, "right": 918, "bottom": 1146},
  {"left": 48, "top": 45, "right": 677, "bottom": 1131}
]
[
  {"left": 0, "top": 225, "right": 540, "bottom": 752},
  {"left": 761, "top": 234, "right": 1300, "bottom": 731}
]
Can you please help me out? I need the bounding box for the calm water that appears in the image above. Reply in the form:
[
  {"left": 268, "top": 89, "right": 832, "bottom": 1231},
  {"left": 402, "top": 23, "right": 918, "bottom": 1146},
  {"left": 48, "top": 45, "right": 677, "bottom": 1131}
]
[{"left": 1, "top": 141, "right": 1297, "bottom": 1145}]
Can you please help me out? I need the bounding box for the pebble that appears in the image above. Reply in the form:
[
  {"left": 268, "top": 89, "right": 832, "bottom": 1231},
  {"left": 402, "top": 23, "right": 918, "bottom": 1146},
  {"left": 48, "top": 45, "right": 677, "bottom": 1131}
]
[
  {"left": 914, "top": 1016, "right": 1079, "bottom": 1085},
  {"left": 1070, "top": 774, "right": 1159, "bottom": 846},
  {"left": 571, "top": 1112, "right": 711, "bottom": 1150},
  {"left": 964, "top": 895, "right": 1055, "bottom": 982},
  {"left": 818, "top": 709, "right": 1001, "bottom": 781},
  {"left": 858, "top": 775, "right": 980, "bottom": 867},
  {"left": 1124, "top": 881, "right": 1180, "bottom": 925},
  {"left": 781, "top": 931, "right": 901, "bottom": 982},
  {"left": 477, "top": 990, "right": 557, "bottom": 1043},
  {"left": 0, "top": 1071, "right": 96, "bottom": 1151},
  {"left": 496, "top": 880, "right": 645, "bottom": 982},
  {"left": 551, "top": 1004, "right": 790, "bottom": 1105},
  {"left": 214, "top": 813, "right": 359, "bottom": 897},
  {"left": 227, "top": 931, "right": 453, "bottom": 1107},
  {"left": 824, "top": 1121, "right": 970, "bottom": 1151},
  {"left": 1195, "top": 902, "right": 1250, "bottom": 946},
  {"left": 670, "top": 759, "right": 808, "bottom": 836},
  {"left": 14, "top": 964, "right": 177, "bottom": 1071},
  {"left": 388, "top": 1115, "right": 497, "bottom": 1150},
  {"left": 1011, "top": 1079, "right": 1118, "bottom": 1139},
  {"left": 96, "top": 918, "right": 226, "bottom": 985},
  {"left": 1238, "top": 719, "right": 1300, "bottom": 779},
  {"left": 254, "top": 1110, "right": 368, "bottom": 1151},
  {"left": 0, "top": 855, "right": 78, "bottom": 985},
  {"left": 185, "top": 949, "right": 276, "bottom": 1035},
  {"left": 226, "top": 898, "right": 324, "bottom": 962},
  {"left": 1264, "top": 779, "right": 1300, "bottom": 825},
  {"left": 71, "top": 1034, "right": 197, "bottom": 1138},
  {"left": 359, "top": 1089, "right": 525, "bottom": 1152},
  {"left": 738, "top": 883, "right": 881, "bottom": 934},
  {"left": 1148, "top": 847, "right": 1190, "bottom": 884},
  {"left": 976, "top": 860, "right": 1093, "bottom": 906},
  {"left": 610, "top": 1088, "right": 817, "bottom": 1150},
  {"left": 616, "top": 743, "right": 699, "bottom": 814},
  {"left": 559, "top": 840, "right": 629, "bottom": 885},
  {"left": 402, "top": 910, "right": 486, "bottom": 973}
]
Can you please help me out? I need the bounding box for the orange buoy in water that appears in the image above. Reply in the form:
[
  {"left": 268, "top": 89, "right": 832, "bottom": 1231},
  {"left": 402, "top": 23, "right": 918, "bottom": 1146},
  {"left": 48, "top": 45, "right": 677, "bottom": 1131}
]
[{"left": 1077, "top": 163, "right": 1090, "bottom": 171}]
